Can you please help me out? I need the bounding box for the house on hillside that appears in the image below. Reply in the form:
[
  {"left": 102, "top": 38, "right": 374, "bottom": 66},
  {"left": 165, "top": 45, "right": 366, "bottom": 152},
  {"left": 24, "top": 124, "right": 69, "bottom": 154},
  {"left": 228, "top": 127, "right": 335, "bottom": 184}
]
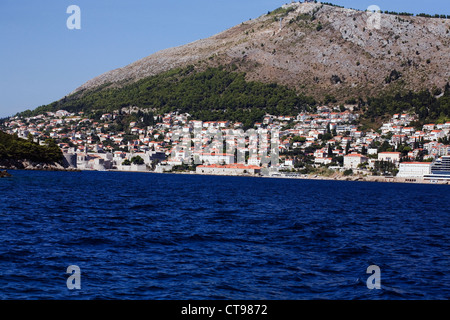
[
  {"left": 378, "top": 152, "right": 401, "bottom": 165},
  {"left": 344, "top": 153, "right": 368, "bottom": 169}
]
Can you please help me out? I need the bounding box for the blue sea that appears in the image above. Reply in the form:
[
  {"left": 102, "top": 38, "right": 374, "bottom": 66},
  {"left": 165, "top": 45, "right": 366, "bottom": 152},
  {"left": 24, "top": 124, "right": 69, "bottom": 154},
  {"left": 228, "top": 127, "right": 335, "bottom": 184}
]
[{"left": 0, "top": 170, "right": 449, "bottom": 300}]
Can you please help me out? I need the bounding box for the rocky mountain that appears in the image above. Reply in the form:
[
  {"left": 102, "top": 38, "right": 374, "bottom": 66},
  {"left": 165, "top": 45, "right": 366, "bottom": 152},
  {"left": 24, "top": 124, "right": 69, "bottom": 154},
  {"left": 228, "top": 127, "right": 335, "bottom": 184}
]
[{"left": 74, "top": 2, "right": 450, "bottom": 102}]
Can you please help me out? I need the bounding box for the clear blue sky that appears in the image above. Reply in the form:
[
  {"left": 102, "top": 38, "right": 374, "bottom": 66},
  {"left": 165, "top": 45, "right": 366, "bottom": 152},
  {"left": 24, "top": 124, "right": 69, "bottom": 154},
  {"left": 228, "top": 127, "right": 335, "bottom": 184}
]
[{"left": 0, "top": 0, "right": 448, "bottom": 118}]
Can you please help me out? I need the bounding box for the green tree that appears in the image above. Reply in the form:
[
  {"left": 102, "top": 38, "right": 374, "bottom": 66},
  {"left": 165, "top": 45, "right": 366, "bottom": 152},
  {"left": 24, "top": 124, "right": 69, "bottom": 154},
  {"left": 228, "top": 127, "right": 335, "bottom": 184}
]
[
  {"left": 345, "top": 141, "right": 351, "bottom": 155},
  {"left": 327, "top": 144, "right": 333, "bottom": 157},
  {"left": 361, "top": 145, "right": 367, "bottom": 155},
  {"left": 0, "top": 131, "right": 62, "bottom": 164},
  {"left": 130, "top": 155, "right": 144, "bottom": 165},
  {"left": 343, "top": 169, "right": 353, "bottom": 176}
]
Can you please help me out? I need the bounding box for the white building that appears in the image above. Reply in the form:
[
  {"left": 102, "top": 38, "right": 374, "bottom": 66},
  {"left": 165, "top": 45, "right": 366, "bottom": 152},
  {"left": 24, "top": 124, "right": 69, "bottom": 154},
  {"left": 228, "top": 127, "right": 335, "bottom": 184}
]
[
  {"left": 116, "top": 163, "right": 148, "bottom": 172},
  {"left": 344, "top": 153, "right": 368, "bottom": 169},
  {"left": 397, "top": 162, "right": 432, "bottom": 178},
  {"left": 378, "top": 152, "right": 401, "bottom": 164},
  {"left": 315, "top": 157, "right": 333, "bottom": 165},
  {"left": 367, "top": 148, "right": 378, "bottom": 155},
  {"left": 196, "top": 164, "right": 261, "bottom": 175},
  {"left": 248, "top": 156, "right": 261, "bottom": 166},
  {"left": 284, "top": 158, "right": 295, "bottom": 167},
  {"left": 197, "top": 153, "right": 235, "bottom": 165}
]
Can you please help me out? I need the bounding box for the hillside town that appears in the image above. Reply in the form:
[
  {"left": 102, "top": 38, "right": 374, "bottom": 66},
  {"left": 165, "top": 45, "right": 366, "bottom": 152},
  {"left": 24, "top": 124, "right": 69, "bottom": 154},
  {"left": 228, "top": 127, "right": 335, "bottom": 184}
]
[{"left": 1, "top": 105, "right": 449, "bottom": 183}]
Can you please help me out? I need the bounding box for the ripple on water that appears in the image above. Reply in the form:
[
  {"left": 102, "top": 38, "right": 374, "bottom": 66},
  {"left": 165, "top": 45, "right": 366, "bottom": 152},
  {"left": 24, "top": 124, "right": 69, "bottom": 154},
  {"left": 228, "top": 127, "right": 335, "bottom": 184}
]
[{"left": 0, "top": 170, "right": 449, "bottom": 299}]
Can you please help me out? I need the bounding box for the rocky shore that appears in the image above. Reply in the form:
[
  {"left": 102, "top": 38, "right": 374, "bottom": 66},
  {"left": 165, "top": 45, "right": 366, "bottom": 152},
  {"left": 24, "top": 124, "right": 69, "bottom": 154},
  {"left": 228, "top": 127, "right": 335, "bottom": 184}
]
[
  {"left": 0, "top": 170, "right": 12, "bottom": 178},
  {"left": 0, "top": 159, "right": 79, "bottom": 172},
  {"left": 0, "top": 162, "right": 447, "bottom": 185}
]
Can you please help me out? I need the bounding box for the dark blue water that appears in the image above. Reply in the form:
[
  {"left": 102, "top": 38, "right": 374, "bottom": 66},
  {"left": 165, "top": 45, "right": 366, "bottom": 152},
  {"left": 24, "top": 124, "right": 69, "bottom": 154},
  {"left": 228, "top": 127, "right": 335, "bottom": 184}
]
[{"left": 0, "top": 170, "right": 449, "bottom": 300}]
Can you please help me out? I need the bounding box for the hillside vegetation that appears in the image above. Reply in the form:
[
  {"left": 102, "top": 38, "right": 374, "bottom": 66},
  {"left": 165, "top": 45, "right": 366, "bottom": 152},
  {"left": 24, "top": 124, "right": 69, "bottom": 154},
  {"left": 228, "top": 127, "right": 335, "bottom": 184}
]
[
  {"left": 23, "top": 67, "right": 317, "bottom": 128},
  {"left": 363, "top": 84, "right": 450, "bottom": 125},
  {"left": 21, "top": 66, "right": 450, "bottom": 127},
  {"left": 0, "top": 131, "right": 63, "bottom": 164}
]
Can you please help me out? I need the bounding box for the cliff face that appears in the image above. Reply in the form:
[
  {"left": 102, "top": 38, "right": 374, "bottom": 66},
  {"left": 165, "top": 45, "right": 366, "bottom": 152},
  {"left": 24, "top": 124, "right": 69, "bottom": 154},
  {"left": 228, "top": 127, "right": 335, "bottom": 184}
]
[{"left": 74, "top": 2, "right": 450, "bottom": 101}]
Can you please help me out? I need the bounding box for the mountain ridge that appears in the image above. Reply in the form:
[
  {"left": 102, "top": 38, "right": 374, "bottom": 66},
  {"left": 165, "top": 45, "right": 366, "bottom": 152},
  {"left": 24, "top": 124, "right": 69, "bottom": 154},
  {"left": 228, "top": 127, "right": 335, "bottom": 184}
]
[{"left": 72, "top": 2, "right": 450, "bottom": 102}]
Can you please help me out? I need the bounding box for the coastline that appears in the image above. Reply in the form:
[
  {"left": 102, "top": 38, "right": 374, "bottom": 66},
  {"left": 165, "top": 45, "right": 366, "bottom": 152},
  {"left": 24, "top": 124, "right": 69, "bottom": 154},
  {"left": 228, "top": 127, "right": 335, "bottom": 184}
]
[
  {"left": 261, "top": 173, "right": 448, "bottom": 185},
  {"left": 0, "top": 159, "right": 80, "bottom": 172},
  {"left": 151, "top": 168, "right": 448, "bottom": 185},
  {"left": 111, "top": 169, "right": 449, "bottom": 185},
  {"left": 2, "top": 165, "right": 448, "bottom": 185},
  {"left": 204, "top": 172, "right": 449, "bottom": 185}
]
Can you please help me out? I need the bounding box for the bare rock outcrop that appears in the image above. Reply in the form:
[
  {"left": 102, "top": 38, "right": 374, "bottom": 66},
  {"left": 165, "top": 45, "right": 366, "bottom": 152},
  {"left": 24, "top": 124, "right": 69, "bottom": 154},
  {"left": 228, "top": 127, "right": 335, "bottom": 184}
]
[{"left": 73, "top": 2, "right": 450, "bottom": 101}]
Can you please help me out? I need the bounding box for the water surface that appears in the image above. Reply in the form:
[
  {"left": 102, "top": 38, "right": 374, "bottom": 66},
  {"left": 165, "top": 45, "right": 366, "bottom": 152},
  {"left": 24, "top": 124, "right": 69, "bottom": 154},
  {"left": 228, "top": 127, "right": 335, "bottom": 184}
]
[{"left": 0, "top": 170, "right": 449, "bottom": 299}]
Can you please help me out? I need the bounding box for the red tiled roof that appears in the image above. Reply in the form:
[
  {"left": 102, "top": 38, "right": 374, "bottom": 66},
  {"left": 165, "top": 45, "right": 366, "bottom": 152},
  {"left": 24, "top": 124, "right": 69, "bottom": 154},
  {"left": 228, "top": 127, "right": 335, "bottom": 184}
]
[{"left": 345, "top": 153, "right": 365, "bottom": 157}]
